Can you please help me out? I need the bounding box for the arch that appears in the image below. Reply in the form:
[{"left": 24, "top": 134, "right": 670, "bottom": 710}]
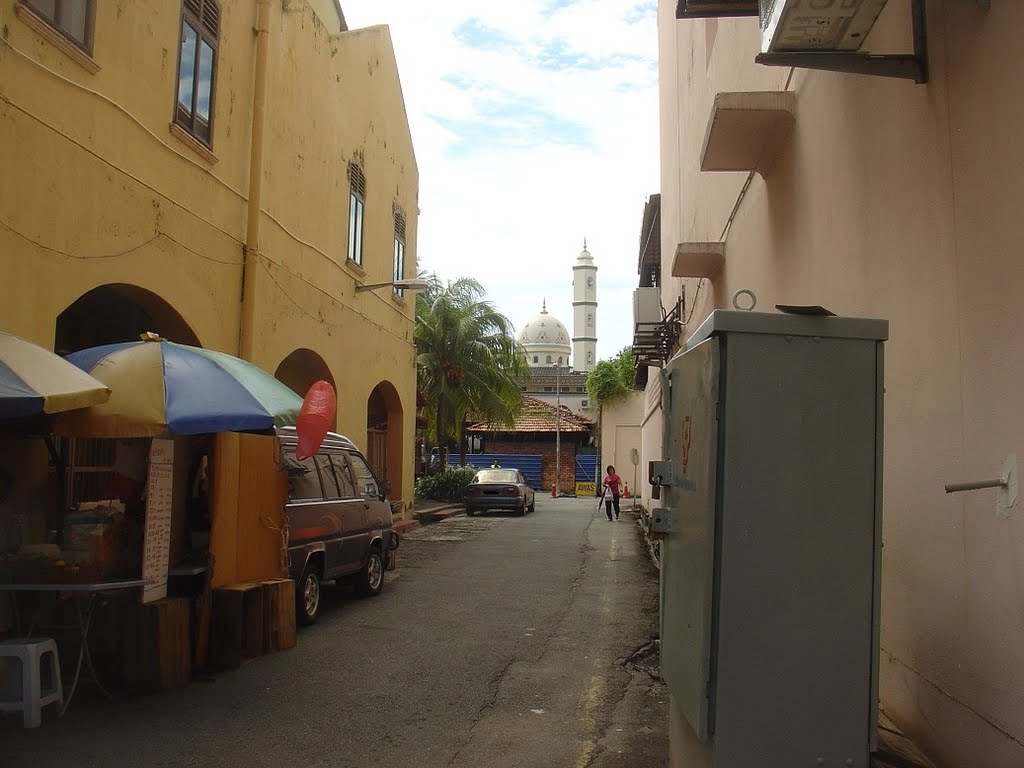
[
  {"left": 546, "top": 355, "right": 552, "bottom": 364},
  {"left": 55, "top": 283, "right": 200, "bottom": 353},
  {"left": 274, "top": 349, "right": 337, "bottom": 429},
  {"left": 366, "top": 380, "right": 405, "bottom": 502}
]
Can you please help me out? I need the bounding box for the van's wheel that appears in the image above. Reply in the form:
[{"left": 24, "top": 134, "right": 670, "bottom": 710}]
[
  {"left": 296, "top": 562, "right": 322, "bottom": 625},
  {"left": 465, "top": 506, "right": 475, "bottom": 517},
  {"left": 357, "top": 549, "right": 384, "bottom": 597}
]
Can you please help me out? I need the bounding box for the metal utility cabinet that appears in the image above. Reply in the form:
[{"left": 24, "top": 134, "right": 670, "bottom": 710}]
[{"left": 651, "top": 310, "right": 888, "bottom": 768}]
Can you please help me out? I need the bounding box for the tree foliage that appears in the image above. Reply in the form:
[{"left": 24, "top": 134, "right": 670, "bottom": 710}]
[
  {"left": 586, "top": 346, "right": 635, "bottom": 408},
  {"left": 415, "top": 276, "right": 527, "bottom": 461}
]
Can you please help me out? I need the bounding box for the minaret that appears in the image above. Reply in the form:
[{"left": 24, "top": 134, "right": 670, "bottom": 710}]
[{"left": 572, "top": 239, "right": 597, "bottom": 372}]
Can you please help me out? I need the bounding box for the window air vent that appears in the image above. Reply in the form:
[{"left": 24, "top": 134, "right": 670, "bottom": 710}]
[
  {"left": 202, "top": 1, "right": 219, "bottom": 38},
  {"left": 348, "top": 162, "right": 366, "bottom": 199},
  {"left": 394, "top": 207, "right": 406, "bottom": 239}
]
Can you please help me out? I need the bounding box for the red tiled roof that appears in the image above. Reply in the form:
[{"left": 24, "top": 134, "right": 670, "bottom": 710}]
[{"left": 466, "top": 396, "right": 594, "bottom": 434}]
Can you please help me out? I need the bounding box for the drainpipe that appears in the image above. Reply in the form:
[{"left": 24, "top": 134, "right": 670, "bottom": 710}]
[{"left": 239, "top": 0, "right": 271, "bottom": 360}]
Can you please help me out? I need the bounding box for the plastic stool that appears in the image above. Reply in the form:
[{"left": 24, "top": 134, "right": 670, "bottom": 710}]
[{"left": 0, "top": 638, "right": 64, "bottom": 728}]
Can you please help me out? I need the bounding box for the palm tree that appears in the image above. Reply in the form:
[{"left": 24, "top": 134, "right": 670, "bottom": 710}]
[{"left": 416, "top": 275, "right": 527, "bottom": 468}]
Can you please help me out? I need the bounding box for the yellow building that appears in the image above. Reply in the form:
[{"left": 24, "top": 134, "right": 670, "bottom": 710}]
[{"left": 0, "top": 0, "right": 419, "bottom": 509}]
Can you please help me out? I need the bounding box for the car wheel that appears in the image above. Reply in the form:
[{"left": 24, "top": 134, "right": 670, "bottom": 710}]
[
  {"left": 356, "top": 548, "right": 385, "bottom": 597},
  {"left": 518, "top": 500, "right": 527, "bottom": 516},
  {"left": 296, "top": 562, "right": 321, "bottom": 625},
  {"left": 465, "top": 505, "right": 475, "bottom": 517},
  {"left": 528, "top": 498, "right": 535, "bottom": 513}
]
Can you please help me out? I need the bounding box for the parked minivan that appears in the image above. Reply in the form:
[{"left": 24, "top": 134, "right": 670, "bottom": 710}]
[{"left": 277, "top": 426, "right": 396, "bottom": 624}]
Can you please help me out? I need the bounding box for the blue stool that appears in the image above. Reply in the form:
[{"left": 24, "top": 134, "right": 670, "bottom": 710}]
[{"left": 0, "top": 638, "right": 64, "bottom": 728}]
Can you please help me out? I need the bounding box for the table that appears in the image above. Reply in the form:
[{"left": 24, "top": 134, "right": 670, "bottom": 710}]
[{"left": 0, "top": 580, "right": 149, "bottom": 712}]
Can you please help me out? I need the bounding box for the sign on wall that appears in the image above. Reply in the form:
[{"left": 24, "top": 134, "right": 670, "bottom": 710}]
[{"left": 141, "top": 438, "right": 174, "bottom": 604}]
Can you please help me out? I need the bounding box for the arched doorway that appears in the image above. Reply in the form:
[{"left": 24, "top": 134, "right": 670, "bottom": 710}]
[
  {"left": 367, "top": 381, "right": 404, "bottom": 500},
  {"left": 55, "top": 283, "right": 200, "bottom": 354},
  {"left": 274, "top": 349, "right": 336, "bottom": 429},
  {"left": 54, "top": 285, "right": 199, "bottom": 517}
]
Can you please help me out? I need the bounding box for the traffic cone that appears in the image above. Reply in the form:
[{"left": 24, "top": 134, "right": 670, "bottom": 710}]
[{"left": 623, "top": 483, "right": 631, "bottom": 499}]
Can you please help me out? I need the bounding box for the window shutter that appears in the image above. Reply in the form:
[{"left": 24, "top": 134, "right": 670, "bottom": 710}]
[
  {"left": 393, "top": 207, "right": 406, "bottom": 240},
  {"left": 201, "top": 0, "right": 219, "bottom": 38},
  {"left": 348, "top": 162, "right": 366, "bottom": 198}
]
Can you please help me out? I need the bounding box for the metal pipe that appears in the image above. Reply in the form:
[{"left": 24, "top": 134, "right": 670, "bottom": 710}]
[
  {"left": 239, "top": 0, "right": 272, "bottom": 359},
  {"left": 555, "top": 366, "right": 560, "bottom": 497},
  {"left": 944, "top": 479, "right": 1006, "bottom": 494}
]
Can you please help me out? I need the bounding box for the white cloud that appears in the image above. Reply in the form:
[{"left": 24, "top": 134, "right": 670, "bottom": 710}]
[{"left": 343, "top": 0, "right": 659, "bottom": 361}]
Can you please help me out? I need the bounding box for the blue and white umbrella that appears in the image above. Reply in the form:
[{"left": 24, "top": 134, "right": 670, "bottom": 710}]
[
  {"left": 59, "top": 337, "right": 302, "bottom": 437},
  {"left": 0, "top": 331, "right": 110, "bottom": 419}
]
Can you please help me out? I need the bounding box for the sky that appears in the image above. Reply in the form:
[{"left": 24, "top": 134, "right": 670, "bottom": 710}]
[{"left": 340, "top": 0, "right": 660, "bottom": 363}]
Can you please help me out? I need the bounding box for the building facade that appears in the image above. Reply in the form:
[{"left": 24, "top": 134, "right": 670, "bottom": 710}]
[
  {"left": 0, "top": 0, "right": 418, "bottom": 507},
  {"left": 644, "top": 2, "right": 1024, "bottom": 766},
  {"left": 466, "top": 396, "right": 594, "bottom": 495}
]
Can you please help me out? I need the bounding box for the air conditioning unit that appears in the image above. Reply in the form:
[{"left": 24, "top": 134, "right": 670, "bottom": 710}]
[
  {"left": 760, "top": 0, "right": 888, "bottom": 54},
  {"left": 633, "top": 288, "right": 663, "bottom": 327}
]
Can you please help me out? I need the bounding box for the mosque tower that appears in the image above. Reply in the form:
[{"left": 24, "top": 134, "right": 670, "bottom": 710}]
[{"left": 572, "top": 240, "right": 597, "bottom": 372}]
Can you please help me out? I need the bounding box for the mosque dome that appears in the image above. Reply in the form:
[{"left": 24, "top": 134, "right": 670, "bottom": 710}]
[{"left": 518, "top": 301, "right": 572, "bottom": 368}]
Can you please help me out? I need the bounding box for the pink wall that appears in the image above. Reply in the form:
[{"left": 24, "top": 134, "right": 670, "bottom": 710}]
[{"left": 655, "top": 1, "right": 1024, "bottom": 764}]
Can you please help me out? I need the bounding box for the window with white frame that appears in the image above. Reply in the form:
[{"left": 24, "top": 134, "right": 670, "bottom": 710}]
[
  {"left": 347, "top": 161, "right": 366, "bottom": 267},
  {"left": 393, "top": 207, "right": 406, "bottom": 297}
]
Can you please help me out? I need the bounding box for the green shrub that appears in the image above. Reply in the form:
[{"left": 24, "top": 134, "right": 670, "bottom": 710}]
[{"left": 415, "top": 466, "right": 476, "bottom": 502}]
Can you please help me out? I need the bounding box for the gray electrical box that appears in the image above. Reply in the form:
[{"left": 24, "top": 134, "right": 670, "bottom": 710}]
[{"left": 656, "top": 309, "right": 888, "bottom": 768}]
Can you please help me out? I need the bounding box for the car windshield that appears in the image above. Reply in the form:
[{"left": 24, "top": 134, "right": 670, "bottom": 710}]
[{"left": 474, "top": 470, "right": 519, "bottom": 484}]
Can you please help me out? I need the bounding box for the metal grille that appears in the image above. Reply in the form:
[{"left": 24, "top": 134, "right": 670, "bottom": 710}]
[
  {"left": 677, "top": 0, "right": 759, "bottom": 18},
  {"left": 64, "top": 438, "right": 117, "bottom": 509},
  {"left": 632, "top": 294, "right": 685, "bottom": 367},
  {"left": 366, "top": 428, "right": 387, "bottom": 484}
]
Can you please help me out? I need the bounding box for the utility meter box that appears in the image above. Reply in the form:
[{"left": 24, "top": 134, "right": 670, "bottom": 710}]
[{"left": 656, "top": 309, "right": 888, "bottom": 767}]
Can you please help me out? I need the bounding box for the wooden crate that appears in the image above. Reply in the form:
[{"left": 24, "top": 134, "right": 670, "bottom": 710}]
[
  {"left": 210, "top": 582, "right": 264, "bottom": 669},
  {"left": 260, "top": 579, "right": 296, "bottom": 652},
  {"left": 122, "top": 597, "right": 191, "bottom": 691}
]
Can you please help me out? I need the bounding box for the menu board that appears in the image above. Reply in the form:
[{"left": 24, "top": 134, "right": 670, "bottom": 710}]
[{"left": 142, "top": 438, "right": 174, "bottom": 603}]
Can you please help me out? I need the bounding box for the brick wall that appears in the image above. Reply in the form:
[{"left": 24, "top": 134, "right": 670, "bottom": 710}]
[{"left": 486, "top": 437, "right": 584, "bottom": 494}]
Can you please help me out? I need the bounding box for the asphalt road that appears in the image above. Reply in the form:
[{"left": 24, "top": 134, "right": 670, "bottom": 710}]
[{"left": 2, "top": 496, "right": 668, "bottom": 767}]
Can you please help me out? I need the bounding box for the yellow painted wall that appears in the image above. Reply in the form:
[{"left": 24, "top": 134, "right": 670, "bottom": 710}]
[
  {"left": 0, "top": 0, "right": 417, "bottom": 510},
  {"left": 656, "top": 1, "right": 1024, "bottom": 765}
]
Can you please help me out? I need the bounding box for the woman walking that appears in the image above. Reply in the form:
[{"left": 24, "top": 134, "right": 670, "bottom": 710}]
[{"left": 603, "top": 465, "right": 623, "bottom": 521}]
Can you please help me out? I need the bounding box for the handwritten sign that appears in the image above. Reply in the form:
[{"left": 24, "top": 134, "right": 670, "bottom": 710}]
[
  {"left": 142, "top": 439, "right": 174, "bottom": 603},
  {"left": 576, "top": 481, "right": 596, "bottom": 497}
]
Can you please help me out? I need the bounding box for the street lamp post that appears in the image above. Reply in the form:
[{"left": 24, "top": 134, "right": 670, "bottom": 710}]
[{"left": 552, "top": 363, "right": 561, "bottom": 497}]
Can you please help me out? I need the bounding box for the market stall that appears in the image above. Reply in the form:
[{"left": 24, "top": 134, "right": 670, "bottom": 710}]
[{"left": 1, "top": 334, "right": 306, "bottom": 719}]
